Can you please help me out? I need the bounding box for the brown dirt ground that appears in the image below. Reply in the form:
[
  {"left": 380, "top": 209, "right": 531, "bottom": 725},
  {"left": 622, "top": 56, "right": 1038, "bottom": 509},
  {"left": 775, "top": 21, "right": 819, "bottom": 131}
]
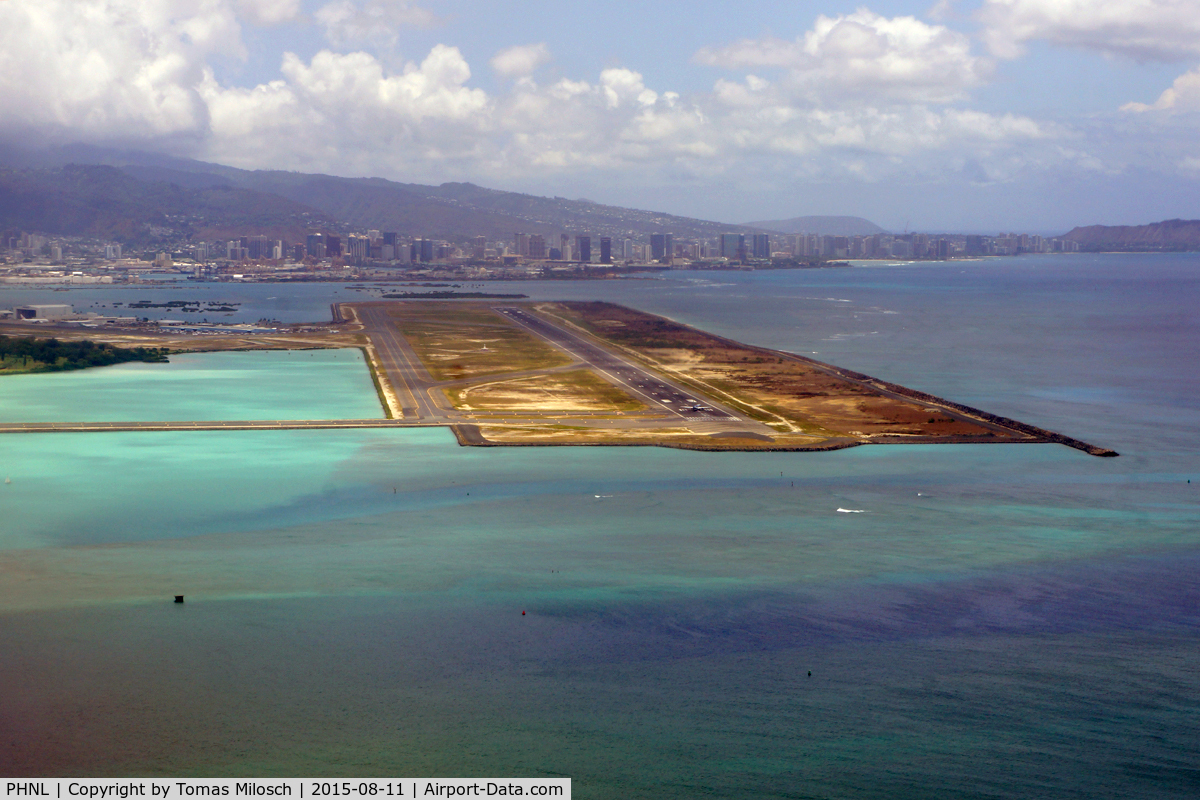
[
  {"left": 384, "top": 302, "right": 571, "bottom": 381},
  {"left": 474, "top": 425, "right": 847, "bottom": 450},
  {"left": 546, "top": 301, "right": 1012, "bottom": 440},
  {"left": 446, "top": 369, "right": 646, "bottom": 414}
]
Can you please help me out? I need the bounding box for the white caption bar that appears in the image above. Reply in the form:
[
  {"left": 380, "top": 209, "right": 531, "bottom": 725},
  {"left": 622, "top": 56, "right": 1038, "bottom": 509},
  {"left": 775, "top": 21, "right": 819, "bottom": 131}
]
[{"left": 2, "top": 781, "right": 569, "bottom": 800}]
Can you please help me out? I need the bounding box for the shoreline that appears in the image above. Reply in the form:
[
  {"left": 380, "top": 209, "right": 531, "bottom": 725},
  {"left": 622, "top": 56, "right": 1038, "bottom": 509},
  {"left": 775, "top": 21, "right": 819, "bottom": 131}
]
[
  {"left": 698, "top": 331, "right": 1119, "bottom": 457},
  {"left": 0, "top": 301, "right": 1118, "bottom": 457}
]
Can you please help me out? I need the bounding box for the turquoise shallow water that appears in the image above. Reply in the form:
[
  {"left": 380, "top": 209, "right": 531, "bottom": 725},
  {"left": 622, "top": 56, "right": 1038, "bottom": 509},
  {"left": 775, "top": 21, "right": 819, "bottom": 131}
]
[
  {"left": 0, "top": 255, "right": 1198, "bottom": 796},
  {"left": 0, "top": 348, "right": 382, "bottom": 422},
  {"left": 0, "top": 429, "right": 1192, "bottom": 570}
]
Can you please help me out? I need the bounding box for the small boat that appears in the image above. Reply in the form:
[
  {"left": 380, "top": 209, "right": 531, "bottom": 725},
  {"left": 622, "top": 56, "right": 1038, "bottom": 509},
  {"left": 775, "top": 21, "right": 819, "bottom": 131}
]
[{"left": 4, "top": 477, "right": 10, "bottom": 484}]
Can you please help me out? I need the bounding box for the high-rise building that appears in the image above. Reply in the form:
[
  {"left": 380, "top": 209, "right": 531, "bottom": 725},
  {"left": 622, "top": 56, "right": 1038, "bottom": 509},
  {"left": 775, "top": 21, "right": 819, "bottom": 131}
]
[
  {"left": 650, "top": 233, "right": 674, "bottom": 262},
  {"left": 751, "top": 233, "right": 770, "bottom": 259},
  {"left": 472, "top": 236, "right": 487, "bottom": 260},
  {"left": 600, "top": 237, "right": 612, "bottom": 264},
  {"left": 306, "top": 233, "right": 326, "bottom": 259},
  {"left": 911, "top": 233, "right": 929, "bottom": 258},
  {"left": 325, "top": 235, "right": 343, "bottom": 257},
  {"left": 576, "top": 235, "right": 592, "bottom": 263},
  {"left": 104, "top": 243, "right": 122, "bottom": 259},
  {"left": 529, "top": 234, "right": 546, "bottom": 259},
  {"left": 243, "top": 235, "right": 270, "bottom": 260},
  {"left": 965, "top": 235, "right": 984, "bottom": 256},
  {"left": 514, "top": 233, "right": 530, "bottom": 257},
  {"left": 347, "top": 235, "right": 370, "bottom": 264},
  {"left": 719, "top": 233, "right": 744, "bottom": 260},
  {"left": 417, "top": 239, "right": 434, "bottom": 262}
]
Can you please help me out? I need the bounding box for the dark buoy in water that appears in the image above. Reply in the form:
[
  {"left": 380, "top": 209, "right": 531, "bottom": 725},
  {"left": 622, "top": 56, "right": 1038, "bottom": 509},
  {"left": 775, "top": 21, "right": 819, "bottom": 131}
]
[
  {"left": 174, "top": 595, "right": 184, "bottom": 604},
  {"left": 522, "top": 610, "right": 526, "bottom": 615},
  {"left": 807, "top": 671, "right": 811, "bottom": 677}
]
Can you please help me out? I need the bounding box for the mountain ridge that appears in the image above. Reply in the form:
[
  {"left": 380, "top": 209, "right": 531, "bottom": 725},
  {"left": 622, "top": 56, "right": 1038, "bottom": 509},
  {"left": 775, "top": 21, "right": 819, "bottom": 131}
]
[
  {"left": 1062, "top": 219, "right": 1200, "bottom": 251},
  {"left": 0, "top": 143, "right": 770, "bottom": 244},
  {"left": 0, "top": 164, "right": 326, "bottom": 243},
  {"left": 742, "top": 215, "right": 887, "bottom": 236}
]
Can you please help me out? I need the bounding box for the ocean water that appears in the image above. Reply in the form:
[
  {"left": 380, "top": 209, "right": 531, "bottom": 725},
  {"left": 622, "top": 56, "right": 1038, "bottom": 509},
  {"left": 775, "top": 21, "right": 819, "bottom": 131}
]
[
  {"left": 0, "top": 254, "right": 1198, "bottom": 797},
  {"left": 0, "top": 348, "right": 382, "bottom": 422}
]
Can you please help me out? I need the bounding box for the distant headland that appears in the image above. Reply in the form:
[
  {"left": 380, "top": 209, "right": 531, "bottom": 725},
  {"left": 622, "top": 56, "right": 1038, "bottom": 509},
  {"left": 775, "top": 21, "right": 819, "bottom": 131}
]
[{"left": 1060, "top": 219, "right": 1200, "bottom": 252}]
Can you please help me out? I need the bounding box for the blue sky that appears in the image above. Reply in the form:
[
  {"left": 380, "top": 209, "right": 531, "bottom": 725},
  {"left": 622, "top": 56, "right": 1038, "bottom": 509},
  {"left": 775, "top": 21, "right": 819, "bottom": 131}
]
[{"left": 2, "top": 0, "right": 1199, "bottom": 232}]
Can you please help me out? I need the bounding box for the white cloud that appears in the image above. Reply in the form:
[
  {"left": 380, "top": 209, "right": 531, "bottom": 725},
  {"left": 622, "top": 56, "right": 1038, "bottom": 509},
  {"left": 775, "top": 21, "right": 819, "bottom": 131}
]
[
  {"left": 599, "top": 69, "right": 658, "bottom": 109},
  {"left": 0, "top": 0, "right": 244, "bottom": 143},
  {"left": 980, "top": 0, "right": 1200, "bottom": 61},
  {"left": 0, "top": 1, "right": 1108, "bottom": 197},
  {"left": 490, "top": 44, "right": 551, "bottom": 78},
  {"left": 283, "top": 46, "right": 485, "bottom": 121},
  {"left": 926, "top": 0, "right": 958, "bottom": 22},
  {"left": 314, "top": 0, "right": 437, "bottom": 49},
  {"left": 724, "top": 105, "right": 1050, "bottom": 162},
  {"left": 201, "top": 45, "right": 490, "bottom": 172},
  {"left": 1121, "top": 67, "right": 1200, "bottom": 112},
  {"left": 236, "top": 0, "right": 301, "bottom": 26},
  {"left": 696, "top": 9, "right": 990, "bottom": 104},
  {"left": 712, "top": 75, "right": 770, "bottom": 106},
  {"left": 476, "top": 62, "right": 1057, "bottom": 188}
]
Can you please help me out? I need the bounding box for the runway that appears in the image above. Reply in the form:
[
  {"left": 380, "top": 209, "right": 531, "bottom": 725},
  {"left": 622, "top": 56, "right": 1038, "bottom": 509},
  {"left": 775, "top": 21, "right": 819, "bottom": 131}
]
[
  {"left": 354, "top": 304, "right": 459, "bottom": 421},
  {"left": 0, "top": 303, "right": 771, "bottom": 441},
  {"left": 492, "top": 306, "right": 739, "bottom": 421}
]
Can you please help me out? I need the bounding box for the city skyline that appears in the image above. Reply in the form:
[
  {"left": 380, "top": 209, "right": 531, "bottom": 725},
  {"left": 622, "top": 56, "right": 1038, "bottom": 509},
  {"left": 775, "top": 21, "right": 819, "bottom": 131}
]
[{"left": 1, "top": 1, "right": 1199, "bottom": 232}]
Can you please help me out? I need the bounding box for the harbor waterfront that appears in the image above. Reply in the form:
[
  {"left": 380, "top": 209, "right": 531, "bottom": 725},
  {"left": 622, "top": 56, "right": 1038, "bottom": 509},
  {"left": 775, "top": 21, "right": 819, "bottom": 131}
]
[{"left": 0, "top": 254, "right": 1197, "bottom": 797}]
